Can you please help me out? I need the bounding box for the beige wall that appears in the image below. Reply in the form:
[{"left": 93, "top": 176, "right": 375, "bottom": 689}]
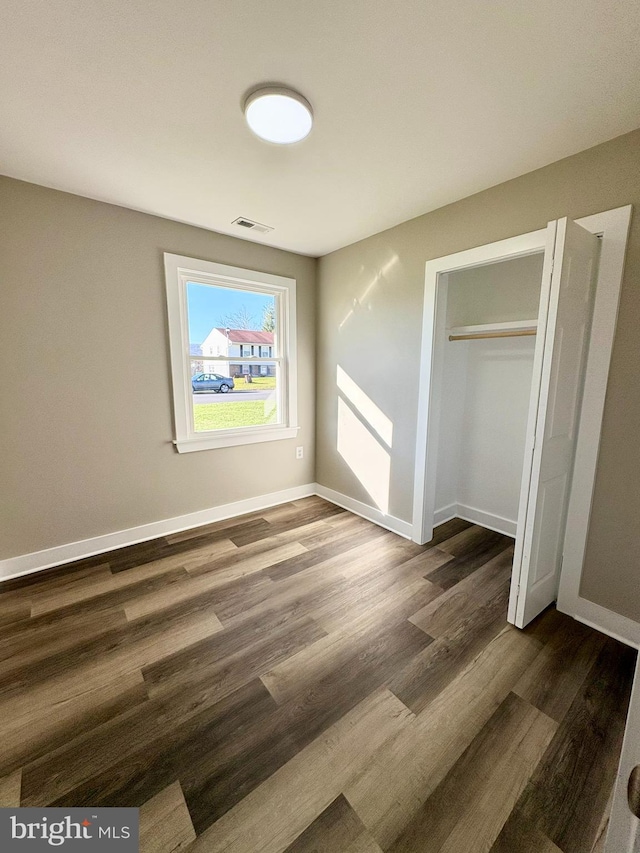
[
  {"left": 0, "top": 177, "right": 316, "bottom": 560},
  {"left": 316, "top": 128, "right": 640, "bottom": 623}
]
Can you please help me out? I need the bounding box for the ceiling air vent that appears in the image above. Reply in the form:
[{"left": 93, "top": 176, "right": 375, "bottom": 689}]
[{"left": 231, "top": 217, "right": 273, "bottom": 234}]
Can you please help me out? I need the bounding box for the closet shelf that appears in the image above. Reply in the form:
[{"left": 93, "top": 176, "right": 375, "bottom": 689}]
[{"left": 448, "top": 319, "right": 538, "bottom": 341}]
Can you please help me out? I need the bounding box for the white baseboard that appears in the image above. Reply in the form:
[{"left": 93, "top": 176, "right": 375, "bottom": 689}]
[
  {"left": 456, "top": 504, "right": 516, "bottom": 538},
  {"left": 434, "top": 503, "right": 516, "bottom": 538},
  {"left": 557, "top": 595, "right": 640, "bottom": 650},
  {"left": 433, "top": 503, "right": 457, "bottom": 527},
  {"left": 0, "top": 484, "right": 317, "bottom": 583},
  {"left": 313, "top": 484, "right": 413, "bottom": 540},
  {"left": 6, "top": 485, "right": 513, "bottom": 585},
  {"left": 0, "top": 482, "right": 414, "bottom": 584}
]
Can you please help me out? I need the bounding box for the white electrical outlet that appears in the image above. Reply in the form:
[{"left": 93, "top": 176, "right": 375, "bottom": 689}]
[{"left": 296, "top": 446, "right": 304, "bottom": 460}]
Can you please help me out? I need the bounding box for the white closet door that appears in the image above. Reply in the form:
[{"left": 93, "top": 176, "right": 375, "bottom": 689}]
[
  {"left": 510, "top": 217, "right": 600, "bottom": 628},
  {"left": 606, "top": 656, "right": 640, "bottom": 853}
]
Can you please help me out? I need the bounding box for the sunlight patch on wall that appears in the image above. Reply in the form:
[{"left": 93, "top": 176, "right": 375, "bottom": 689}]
[
  {"left": 337, "top": 396, "right": 391, "bottom": 514},
  {"left": 339, "top": 252, "right": 399, "bottom": 331},
  {"left": 336, "top": 365, "right": 393, "bottom": 447}
]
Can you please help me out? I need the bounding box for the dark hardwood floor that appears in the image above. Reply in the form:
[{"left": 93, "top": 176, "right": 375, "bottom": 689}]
[{"left": 0, "top": 497, "right": 635, "bottom": 852}]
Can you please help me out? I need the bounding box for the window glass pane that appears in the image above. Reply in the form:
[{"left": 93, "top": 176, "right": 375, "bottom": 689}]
[
  {"left": 191, "top": 360, "right": 279, "bottom": 432},
  {"left": 186, "top": 282, "right": 277, "bottom": 361}
]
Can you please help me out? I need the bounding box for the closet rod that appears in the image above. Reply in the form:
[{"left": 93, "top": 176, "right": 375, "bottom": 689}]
[{"left": 449, "top": 329, "right": 537, "bottom": 341}]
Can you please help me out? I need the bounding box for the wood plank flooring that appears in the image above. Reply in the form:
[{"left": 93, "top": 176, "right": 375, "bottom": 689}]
[{"left": 0, "top": 497, "right": 635, "bottom": 852}]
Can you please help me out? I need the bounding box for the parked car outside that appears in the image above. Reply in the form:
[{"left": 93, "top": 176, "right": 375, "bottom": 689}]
[{"left": 191, "top": 373, "right": 235, "bottom": 393}]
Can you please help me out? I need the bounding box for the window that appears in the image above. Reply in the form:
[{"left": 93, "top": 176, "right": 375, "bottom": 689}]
[{"left": 164, "top": 254, "right": 298, "bottom": 452}]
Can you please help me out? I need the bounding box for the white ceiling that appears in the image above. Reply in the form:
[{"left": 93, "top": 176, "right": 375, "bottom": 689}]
[{"left": 2, "top": 0, "right": 639, "bottom": 256}]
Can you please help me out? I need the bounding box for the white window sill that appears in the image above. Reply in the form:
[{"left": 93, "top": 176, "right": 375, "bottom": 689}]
[{"left": 173, "top": 425, "right": 299, "bottom": 453}]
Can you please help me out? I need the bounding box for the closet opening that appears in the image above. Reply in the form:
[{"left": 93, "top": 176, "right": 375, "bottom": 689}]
[
  {"left": 432, "top": 252, "right": 545, "bottom": 543},
  {"left": 413, "top": 215, "right": 619, "bottom": 631}
]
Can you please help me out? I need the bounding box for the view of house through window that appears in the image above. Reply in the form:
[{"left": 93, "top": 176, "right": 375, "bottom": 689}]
[
  {"left": 165, "top": 253, "right": 297, "bottom": 452},
  {"left": 187, "top": 282, "right": 280, "bottom": 432}
]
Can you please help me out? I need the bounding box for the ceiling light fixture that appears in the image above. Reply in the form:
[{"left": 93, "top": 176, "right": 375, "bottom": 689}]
[{"left": 243, "top": 86, "right": 313, "bottom": 144}]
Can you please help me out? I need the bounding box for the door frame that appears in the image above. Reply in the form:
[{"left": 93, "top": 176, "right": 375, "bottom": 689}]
[
  {"left": 412, "top": 227, "right": 546, "bottom": 543},
  {"left": 605, "top": 655, "right": 640, "bottom": 852},
  {"left": 412, "top": 205, "right": 633, "bottom": 640},
  {"left": 557, "top": 205, "right": 638, "bottom": 648}
]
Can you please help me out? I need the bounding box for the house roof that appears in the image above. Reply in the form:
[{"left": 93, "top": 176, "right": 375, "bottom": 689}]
[{"left": 216, "top": 328, "right": 273, "bottom": 345}]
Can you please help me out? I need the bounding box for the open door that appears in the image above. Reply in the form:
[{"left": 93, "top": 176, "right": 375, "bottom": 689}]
[
  {"left": 605, "top": 656, "right": 640, "bottom": 852},
  {"left": 509, "top": 217, "right": 600, "bottom": 628}
]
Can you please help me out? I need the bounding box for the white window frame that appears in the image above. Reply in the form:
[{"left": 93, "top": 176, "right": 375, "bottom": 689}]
[{"left": 164, "top": 253, "right": 298, "bottom": 452}]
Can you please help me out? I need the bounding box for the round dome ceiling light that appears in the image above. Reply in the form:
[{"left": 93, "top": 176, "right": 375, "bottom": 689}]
[{"left": 244, "top": 87, "right": 313, "bottom": 144}]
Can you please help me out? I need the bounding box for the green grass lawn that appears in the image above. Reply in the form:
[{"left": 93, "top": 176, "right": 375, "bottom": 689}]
[
  {"left": 231, "top": 376, "right": 277, "bottom": 392},
  {"left": 194, "top": 401, "right": 277, "bottom": 431}
]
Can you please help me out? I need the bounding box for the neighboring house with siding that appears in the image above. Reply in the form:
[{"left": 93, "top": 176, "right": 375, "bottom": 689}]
[{"left": 199, "top": 328, "right": 275, "bottom": 377}]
